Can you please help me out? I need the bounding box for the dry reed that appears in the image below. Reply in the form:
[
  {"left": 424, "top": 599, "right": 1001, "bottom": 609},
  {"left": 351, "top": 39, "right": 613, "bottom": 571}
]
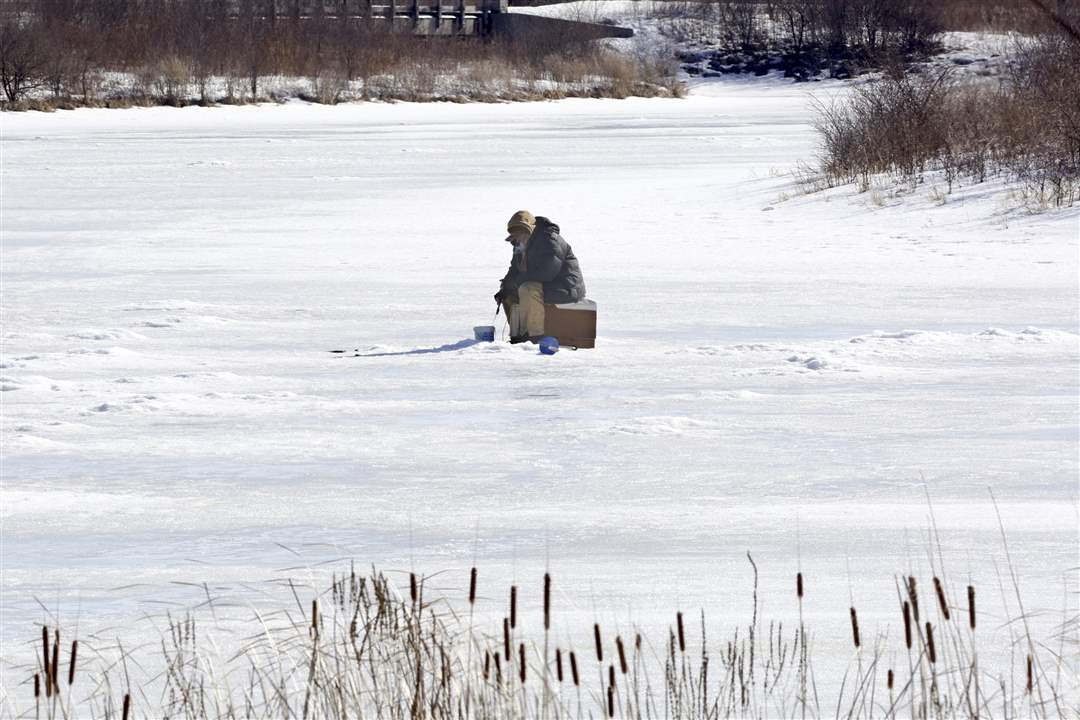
[{"left": 10, "top": 557, "right": 1075, "bottom": 719}]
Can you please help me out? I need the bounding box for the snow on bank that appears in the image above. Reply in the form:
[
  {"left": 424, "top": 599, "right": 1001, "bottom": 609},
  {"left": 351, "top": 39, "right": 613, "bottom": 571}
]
[{"left": 1, "top": 81, "right": 1078, "bottom": 701}]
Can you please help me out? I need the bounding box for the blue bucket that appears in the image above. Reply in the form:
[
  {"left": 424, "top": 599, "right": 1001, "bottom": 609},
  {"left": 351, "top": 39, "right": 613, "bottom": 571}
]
[
  {"left": 474, "top": 325, "right": 495, "bottom": 342},
  {"left": 538, "top": 336, "right": 560, "bottom": 355}
]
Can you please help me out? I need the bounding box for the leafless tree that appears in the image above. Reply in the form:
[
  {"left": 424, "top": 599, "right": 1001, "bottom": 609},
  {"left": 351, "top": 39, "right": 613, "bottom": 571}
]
[{"left": 0, "top": 19, "right": 44, "bottom": 101}]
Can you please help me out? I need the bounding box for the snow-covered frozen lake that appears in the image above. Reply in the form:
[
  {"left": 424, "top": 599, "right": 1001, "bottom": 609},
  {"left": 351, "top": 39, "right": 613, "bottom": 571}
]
[{"left": 2, "top": 80, "right": 1078, "bottom": 696}]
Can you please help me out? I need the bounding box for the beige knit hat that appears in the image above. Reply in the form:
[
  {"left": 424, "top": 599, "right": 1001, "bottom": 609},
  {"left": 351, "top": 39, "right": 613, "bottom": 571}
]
[{"left": 506, "top": 210, "right": 536, "bottom": 236}]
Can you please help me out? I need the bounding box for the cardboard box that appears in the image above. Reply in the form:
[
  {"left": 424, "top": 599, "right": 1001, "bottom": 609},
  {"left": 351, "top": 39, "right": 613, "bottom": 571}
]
[{"left": 544, "top": 299, "right": 597, "bottom": 349}]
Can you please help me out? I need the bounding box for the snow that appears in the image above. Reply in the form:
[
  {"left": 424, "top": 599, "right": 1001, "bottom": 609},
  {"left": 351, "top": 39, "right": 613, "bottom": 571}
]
[{"left": 1, "top": 79, "right": 1078, "bottom": 704}]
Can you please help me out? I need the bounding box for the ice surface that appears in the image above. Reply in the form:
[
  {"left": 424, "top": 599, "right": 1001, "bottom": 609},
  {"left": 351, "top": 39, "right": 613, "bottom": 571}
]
[{"left": 1, "top": 81, "right": 1078, "bottom": 699}]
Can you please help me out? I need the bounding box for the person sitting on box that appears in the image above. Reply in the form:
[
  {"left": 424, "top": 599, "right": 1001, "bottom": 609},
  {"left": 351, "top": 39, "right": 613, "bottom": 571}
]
[{"left": 494, "top": 211, "right": 587, "bottom": 344}]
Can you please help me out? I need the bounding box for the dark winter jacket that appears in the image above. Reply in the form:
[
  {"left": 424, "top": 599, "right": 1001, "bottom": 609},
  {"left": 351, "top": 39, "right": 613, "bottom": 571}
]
[{"left": 500, "top": 217, "right": 586, "bottom": 305}]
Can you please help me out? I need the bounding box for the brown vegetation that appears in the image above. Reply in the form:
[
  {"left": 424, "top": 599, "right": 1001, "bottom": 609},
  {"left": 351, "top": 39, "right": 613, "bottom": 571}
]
[
  {"left": 815, "top": 23, "right": 1080, "bottom": 207},
  {"left": 11, "top": 553, "right": 1077, "bottom": 718},
  {"left": 657, "top": 0, "right": 949, "bottom": 57},
  {"left": 0, "top": 0, "right": 679, "bottom": 108}
]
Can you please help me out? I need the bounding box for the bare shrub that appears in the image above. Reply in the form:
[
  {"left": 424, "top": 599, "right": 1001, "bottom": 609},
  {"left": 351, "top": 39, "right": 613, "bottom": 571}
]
[
  {"left": 154, "top": 54, "right": 193, "bottom": 104},
  {"left": 716, "top": 0, "right": 761, "bottom": 51},
  {"left": 308, "top": 64, "right": 350, "bottom": 104},
  {"left": 889, "top": 0, "right": 944, "bottom": 52},
  {"left": 0, "top": 19, "right": 44, "bottom": 102},
  {"left": 815, "top": 65, "right": 952, "bottom": 182},
  {"left": 773, "top": 0, "right": 820, "bottom": 51},
  {"left": 815, "top": 32, "right": 1080, "bottom": 206}
]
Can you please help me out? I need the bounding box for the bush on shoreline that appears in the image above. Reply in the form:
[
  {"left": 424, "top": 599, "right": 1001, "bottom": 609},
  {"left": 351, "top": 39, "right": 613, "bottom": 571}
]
[
  {"left": 0, "top": 1, "right": 680, "bottom": 109},
  {"left": 814, "top": 30, "right": 1080, "bottom": 207}
]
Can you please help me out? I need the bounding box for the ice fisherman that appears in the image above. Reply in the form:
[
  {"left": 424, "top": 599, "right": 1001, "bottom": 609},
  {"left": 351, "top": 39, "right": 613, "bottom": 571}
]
[{"left": 494, "top": 211, "right": 586, "bottom": 344}]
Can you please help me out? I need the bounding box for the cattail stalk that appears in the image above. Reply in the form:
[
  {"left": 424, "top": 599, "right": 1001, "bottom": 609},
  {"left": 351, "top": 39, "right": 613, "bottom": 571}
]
[
  {"left": 41, "top": 627, "right": 50, "bottom": 698},
  {"left": 967, "top": 585, "right": 976, "bottom": 630},
  {"left": 607, "top": 685, "right": 614, "bottom": 717},
  {"left": 494, "top": 652, "right": 502, "bottom": 684},
  {"left": 503, "top": 618, "right": 511, "bottom": 659},
  {"left": 925, "top": 622, "right": 936, "bottom": 664},
  {"left": 933, "top": 577, "right": 950, "bottom": 620},
  {"left": 908, "top": 577, "right": 919, "bottom": 621},
  {"left": 902, "top": 601, "right": 912, "bottom": 649},
  {"left": 510, "top": 586, "right": 517, "bottom": 629},
  {"left": 409, "top": 573, "right": 418, "bottom": 604},
  {"left": 34, "top": 673, "right": 40, "bottom": 699},
  {"left": 51, "top": 631, "right": 59, "bottom": 695},
  {"left": 676, "top": 612, "right": 686, "bottom": 653},
  {"left": 797, "top": 572, "right": 804, "bottom": 599},
  {"left": 1026, "top": 654, "right": 1033, "bottom": 693},
  {"left": 850, "top": 607, "right": 861, "bottom": 649},
  {"left": 616, "top": 636, "right": 628, "bottom": 674},
  {"left": 518, "top": 643, "right": 526, "bottom": 683},
  {"left": 543, "top": 573, "right": 551, "bottom": 630},
  {"left": 555, "top": 648, "right": 564, "bottom": 682},
  {"left": 68, "top": 640, "right": 78, "bottom": 686},
  {"left": 122, "top": 693, "right": 131, "bottom": 720},
  {"left": 483, "top": 651, "right": 490, "bottom": 681},
  {"left": 887, "top": 669, "right": 894, "bottom": 690},
  {"left": 468, "top": 567, "right": 477, "bottom": 605},
  {"left": 594, "top": 624, "right": 603, "bottom": 662},
  {"left": 570, "top": 650, "right": 580, "bottom": 686}
]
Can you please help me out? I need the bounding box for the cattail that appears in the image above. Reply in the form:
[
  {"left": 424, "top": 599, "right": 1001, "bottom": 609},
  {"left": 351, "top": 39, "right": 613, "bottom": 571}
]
[
  {"left": 34, "top": 673, "right": 40, "bottom": 699},
  {"left": 41, "top": 626, "right": 50, "bottom": 698},
  {"left": 902, "top": 601, "right": 912, "bottom": 650},
  {"left": 555, "top": 648, "right": 564, "bottom": 682},
  {"left": 50, "top": 631, "right": 59, "bottom": 695},
  {"left": 510, "top": 585, "right": 517, "bottom": 629},
  {"left": 494, "top": 652, "right": 502, "bottom": 684},
  {"left": 311, "top": 599, "right": 319, "bottom": 634},
  {"left": 483, "top": 651, "right": 490, "bottom": 681},
  {"left": 410, "top": 573, "right": 418, "bottom": 604},
  {"left": 887, "top": 669, "right": 894, "bottom": 690},
  {"left": 676, "top": 612, "right": 686, "bottom": 653},
  {"left": 570, "top": 650, "right": 580, "bottom": 686},
  {"left": 607, "top": 685, "right": 615, "bottom": 717},
  {"left": 503, "top": 618, "right": 511, "bottom": 659},
  {"left": 594, "top": 624, "right": 603, "bottom": 662},
  {"left": 1026, "top": 654, "right": 1033, "bottom": 693},
  {"left": 967, "top": 585, "right": 976, "bottom": 630},
  {"left": 469, "top": 567, "right": 477, "bottom": 605},
  {"left": 797, "top": 572, "right": 804, "bottom": 599},
  {"left": 635, "top": 633, "right": 641, "bottom": 651},
  {"left": 616, "top": 636, "right": 628, "bottom": 674},
  {"left": 908, "top": 577, "right": 919, "bottom": 621},
  {"left": 519, "top": 643, "right": 526, "bottom": 683},
  {"left": 608, "top": 664, "right": 615, "bottom": 689},
  {"left": 925, "top": 622, "right": 936, "bottom": 664},
  {"left": 850, "top": 607, "right": 861, "bottom": 649},
  {"left": 543, "top": 573, "right": 551, "bottom": 630},
  {"left": 933, "top": 577, "right": 950, "bottom": 620},
  {"left": 122, "top": 693, "right": 131, "bottom": 720}
]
